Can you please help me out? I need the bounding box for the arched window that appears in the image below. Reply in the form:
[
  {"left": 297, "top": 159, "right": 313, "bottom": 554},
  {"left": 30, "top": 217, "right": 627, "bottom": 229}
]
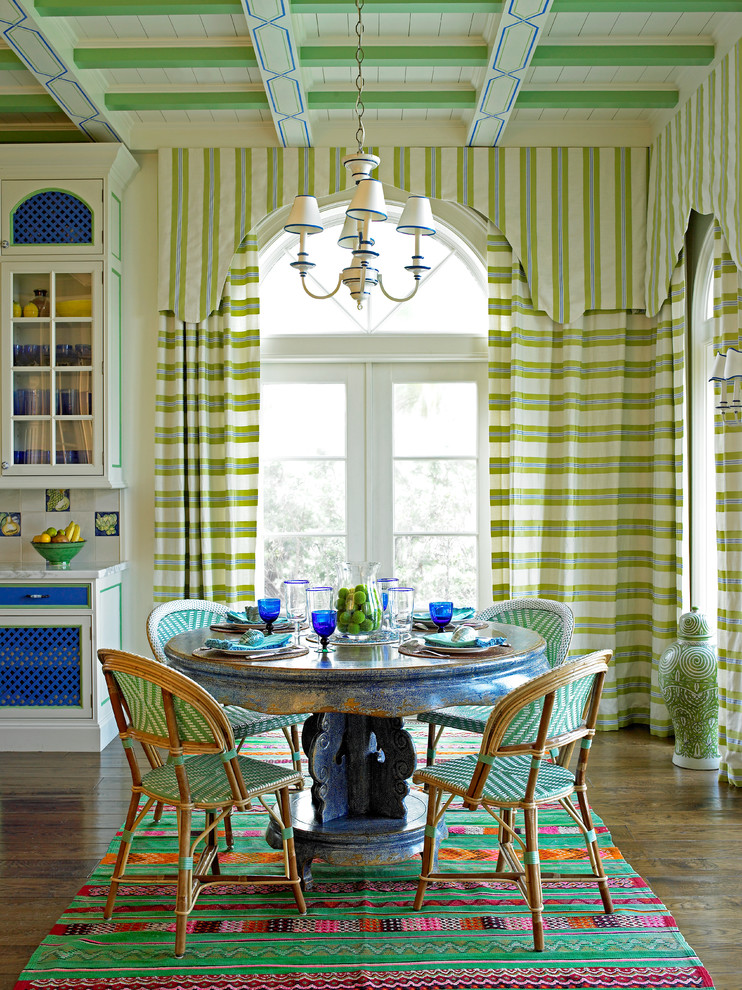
[
  {"left": 257, "top": 201, "right": 490, "bottom": 609},
  {"left": 688, "top": 216, "right": 717, "bottom": 620}
]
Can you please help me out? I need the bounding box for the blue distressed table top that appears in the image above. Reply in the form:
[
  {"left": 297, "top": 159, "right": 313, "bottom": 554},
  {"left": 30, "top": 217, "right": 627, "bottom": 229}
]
[{"left": 165, "top": 621, "right": 548, "bottom": 718}]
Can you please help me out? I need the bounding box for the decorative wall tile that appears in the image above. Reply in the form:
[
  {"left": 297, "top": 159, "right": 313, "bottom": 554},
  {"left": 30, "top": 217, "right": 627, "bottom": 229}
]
[
  {"left": 95, "top": 511, "right": 119, "bottom": 536},
  {"left": 0, "top": 512, "right": 21, "bottom": 536},
  {"left": 46, "top": 489, "right": 71, "bottom": 512}
]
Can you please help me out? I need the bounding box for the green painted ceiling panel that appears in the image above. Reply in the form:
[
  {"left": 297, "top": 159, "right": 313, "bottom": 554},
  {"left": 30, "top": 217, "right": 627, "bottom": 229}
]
[
  {"left": 74, "top": 46, "right": 258, "bottom": 69},
  {"left": 104, "top": 90, "right": 270, "bottom": 111},
  {"left": 0, "top": 129, "right": 89, "bottom": 142},
  {"left": 301, "top": 45, "right": 489, "bottom": 67},
  {"left": 518, "top": 89, "right": 679, "bottom": 108},
  {"left": 0, "top": 93, "right": 60, "bottom": 111},
  {"left": 532, "top": 44, "right": 714, "bottom": 66},
  {"left": 307, "top": 89, "right": 476, "bottom": 109}
]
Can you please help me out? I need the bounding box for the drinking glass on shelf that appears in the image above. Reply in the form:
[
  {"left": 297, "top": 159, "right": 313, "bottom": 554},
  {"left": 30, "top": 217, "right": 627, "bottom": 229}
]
[
  {"left": 284, "top": 578, "right": 309, "bottom": 645},
  {"left": 378, "top": 577, "right": 399, "bottom": 631},
  {"left": 429, "top": 601, "right": 454, "bottom": 633},
  {"left": 257, "top": 597, "right": 281, "bottom": 635},
  {"left": 311, "top": 609, "right": 337, "bottom": 655},
  {"left": 389, "top": 587, "right": 415, "bottom": 643}
]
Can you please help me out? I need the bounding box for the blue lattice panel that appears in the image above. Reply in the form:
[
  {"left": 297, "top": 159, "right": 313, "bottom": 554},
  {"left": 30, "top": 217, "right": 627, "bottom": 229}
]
[
  {"left": 0, "top": 625, "right": 82, "bottom": 707},
  {"left": 12, "top": 191, "right": 93, "bottom": 245}
]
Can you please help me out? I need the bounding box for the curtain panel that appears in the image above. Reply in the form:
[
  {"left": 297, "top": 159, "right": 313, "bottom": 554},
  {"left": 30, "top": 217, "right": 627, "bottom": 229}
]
[
  {"left": 157, "top": 146, "right": 648, "bottom": 327},
  {"left": 711, "top": 223, "right": 742, "bottom": 785},
  {"left": 153, "top": 236, "right": 260, "bottom": 603},
  {"left": 646, "top": 39, "right": 742, "bottom": 317},
  {"left": 489, "top": 227, "right": 685, "bottom": 732}
]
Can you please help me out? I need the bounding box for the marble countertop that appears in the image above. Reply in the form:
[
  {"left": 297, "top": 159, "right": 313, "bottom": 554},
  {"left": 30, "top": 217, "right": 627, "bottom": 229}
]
[{"left": 0, "top": 561, "right": 129, "bottom": 580}]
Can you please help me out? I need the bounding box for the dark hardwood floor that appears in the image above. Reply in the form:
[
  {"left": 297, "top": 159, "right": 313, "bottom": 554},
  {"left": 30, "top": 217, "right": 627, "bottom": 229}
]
[{"left": 1, "top": 726, "right": 740, "bottom": 990}]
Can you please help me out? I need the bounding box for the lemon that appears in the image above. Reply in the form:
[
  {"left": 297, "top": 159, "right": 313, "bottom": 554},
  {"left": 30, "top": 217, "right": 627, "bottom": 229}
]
[{"left": 40, "top": 533, "right": 51, "bottom": 543}]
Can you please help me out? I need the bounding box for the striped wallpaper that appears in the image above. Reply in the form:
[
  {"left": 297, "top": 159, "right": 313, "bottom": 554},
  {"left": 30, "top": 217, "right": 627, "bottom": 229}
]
[
  {"left": 489, "top": 227, "right": 685, "bottom": 733},
  {"left": 646, "top": 39, "right": 742, "bottom": 317},
  {"left": 158, "top": 146, "right": 648, "bottom": 327}
]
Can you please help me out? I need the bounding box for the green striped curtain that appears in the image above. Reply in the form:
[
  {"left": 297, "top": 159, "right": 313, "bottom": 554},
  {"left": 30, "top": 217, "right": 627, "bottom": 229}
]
[
  {"left": 489, "top": 228, "right": 685, "bottom": 732},
  {"left": 712, "top": 223, "right": 742, "bottom": 786},
  {"left": 153, "top": 236, "right": 260, "bottom": 603}
]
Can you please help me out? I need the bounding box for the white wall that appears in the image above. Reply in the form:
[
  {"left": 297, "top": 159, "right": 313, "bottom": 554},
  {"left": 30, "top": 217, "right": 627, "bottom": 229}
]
[{"left": 120, "top": 152, "right": 158, "bottom": 656}]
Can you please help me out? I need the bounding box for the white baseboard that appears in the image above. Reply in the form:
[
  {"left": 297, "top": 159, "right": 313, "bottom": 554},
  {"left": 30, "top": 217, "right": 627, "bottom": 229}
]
[{"left": 0, "top": 710, "right": 118, "bottom": 752}]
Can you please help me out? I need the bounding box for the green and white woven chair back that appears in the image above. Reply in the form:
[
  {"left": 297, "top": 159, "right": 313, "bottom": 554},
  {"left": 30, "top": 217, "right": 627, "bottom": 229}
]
[
  {"left": 500, "top": 665, "right": 598, "bottom": 749},
  {"left": 114, "top": 669, "right": 216, "bottom": 746},
  {"left": 475, "top": 598, "right": 573, "bottom": 668},
  {"left": 149, "top": 599, "right": 230, "bottom": 663}
]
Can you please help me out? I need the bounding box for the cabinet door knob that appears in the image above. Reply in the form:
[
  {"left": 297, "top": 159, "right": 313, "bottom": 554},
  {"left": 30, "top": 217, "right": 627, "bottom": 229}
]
[
  {"left": 1, "top": 240, "right": 8, "bottom": 249},
  {"left": 1, "top": 461, "right": 8, "bottom": 469}
]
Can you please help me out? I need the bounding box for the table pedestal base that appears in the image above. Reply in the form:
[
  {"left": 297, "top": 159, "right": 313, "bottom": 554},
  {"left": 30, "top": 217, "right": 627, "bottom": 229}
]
[{"left": 265, "top": 789, "right": 447, "bottom": 885}]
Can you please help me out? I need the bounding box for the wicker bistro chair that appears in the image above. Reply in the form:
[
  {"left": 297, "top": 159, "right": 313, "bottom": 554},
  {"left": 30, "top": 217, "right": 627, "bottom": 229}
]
[
  {"left": 147, "top": 600, "right": 310, "bottom": 778},
  {"left": 412, "top": 650, "right": 613, "bottom": 952},
  {"left": 416, "top": 598, "right": 574, "bottom": 769},
  {"left": 99, "top": 649, "right": 306, "bottom": 957}
]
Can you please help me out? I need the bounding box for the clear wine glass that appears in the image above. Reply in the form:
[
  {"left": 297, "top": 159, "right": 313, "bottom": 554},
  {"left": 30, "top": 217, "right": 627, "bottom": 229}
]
[
  {"left": 378, "top": 577, "right": 399, "bottom": 631},
  {"left": 257, "top": 597, "right": 281, "bottom": 635},
  {"left": 284, "top": 578, "right": 309, "bottom": 645},
  {"left": 388, "top": 586, "right": 415, "bottom": 643},
  {"left": 310, "top": 608, "right": 337, "bottom": 654},
  {"left": 429, "top": 600, "right": 454, "bottom": 634}
]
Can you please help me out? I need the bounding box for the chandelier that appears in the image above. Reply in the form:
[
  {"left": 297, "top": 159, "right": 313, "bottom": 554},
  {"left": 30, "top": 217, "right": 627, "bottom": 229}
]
[{"left": 283, "top": 0, "right": 436, "bottom": 311}]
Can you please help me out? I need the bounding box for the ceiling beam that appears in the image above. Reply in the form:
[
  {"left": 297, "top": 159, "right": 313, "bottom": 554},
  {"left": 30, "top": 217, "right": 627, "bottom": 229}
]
[
  {"left": 0, "top": 0, "right": 122, "bottom": 141},
  {"left": 532, "top": 43, "right": 715, "bottom": 65},
  {"left": 36, "top": 0, "right": 244, "bottom": 14},
  {"left": 0, "top": 91, "right": 60, "bottom": 111},
  {"left": 467, "top": 0, "right": 554, "bottom": 147},
  {"left": 551, "top": 0, "right": 742, "bottom": 9},
  {"left": 518, "top": 88, "right": 679, "bottom": 107},
  {"left": 0, "top": 127, "right": 87, "bottom": 140},
  {"left": 0, "top": 49, "right": 24, "bottom": 68},
  {"left": 239, "top": 0, "right": 312, "bottom": 147},
  {"left": 74, "top": 45, "right": 259, "bottom": 70}
]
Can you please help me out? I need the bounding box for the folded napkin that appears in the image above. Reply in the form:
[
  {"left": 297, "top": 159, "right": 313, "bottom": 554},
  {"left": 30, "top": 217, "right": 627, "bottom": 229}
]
[
  {"left": 413, "top": 606, "right": 476, "bottom": 622},
  {"left": 204, "top": 633, "right": 292, "bottom": 652},
  {"left": 423, "top": 631, "right": 507, "bottom": 650}
]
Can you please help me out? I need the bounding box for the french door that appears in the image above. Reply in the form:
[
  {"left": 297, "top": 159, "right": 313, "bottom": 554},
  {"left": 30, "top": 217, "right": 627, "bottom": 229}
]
[{"left": 259, "top": 360, "right": 489, "bottom": 609}]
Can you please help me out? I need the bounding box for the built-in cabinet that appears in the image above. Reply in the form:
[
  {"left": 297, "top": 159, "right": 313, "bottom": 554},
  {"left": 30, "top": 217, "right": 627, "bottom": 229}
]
[
  {"left": 0, "top": 564, "right": 127, "bottom": 751},
  {"left": 0, "top": 146, "right": 137, "bottom": 488}
]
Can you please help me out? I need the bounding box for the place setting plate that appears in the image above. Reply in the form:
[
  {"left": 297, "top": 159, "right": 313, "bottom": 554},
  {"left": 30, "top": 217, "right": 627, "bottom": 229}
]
[
  {"left": 399, "top": 638, "right": 511, "bottom": 659},
  {"left": 194, "top": 644, "right": 309, "bottom": 662},
  {"left": 210, "top": 619, "right": 297, "bottom": 634}
]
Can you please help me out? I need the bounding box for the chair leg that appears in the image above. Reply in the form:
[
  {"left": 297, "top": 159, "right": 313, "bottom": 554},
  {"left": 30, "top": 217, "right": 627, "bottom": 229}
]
[
  {"left": 278, "top": 786, "right": 307, "bottom": 915},
  {"left": 495, "top": 807, "right": 514, "bottom": 872},
  {"left": 413, "top": 785, "right": 438, "bottom": 910},
  {"left": 426, "top": 722, "right": 439, "bottom": 768},
  {"left": 206, "top": 811, "right": 221, "bottom": 875},
  {"left": 522, "top": 806, "right": 545, "bottom": 952},
  {"left": 575, "top": 789, "right": 614, "bottom": 914},
  {"left": 223, "top": 812, "right": 234, "bottom": 849},
  {"left": 104, "top": 791, "right": 140, "bottom": 921},
  {"left": 174, "top": 806, "right": 193, "bottom": 958},
  {"left": 286, "top": 724, "right": 304, "bottom": 789}
]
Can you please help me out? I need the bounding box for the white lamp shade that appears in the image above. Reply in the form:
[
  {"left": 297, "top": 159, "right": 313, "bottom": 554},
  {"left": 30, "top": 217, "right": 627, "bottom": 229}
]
[
  {"left": 396, "top": 195, "right": 436, "bottom": 235},
  {"left": 346, "top": 179, "right": 388, "bottom": 222},
  {"left": 724, "top": 347, "right": 742, "bottom": 379},
  {"left": 710, "top": 351, "right": 728, "bottom": 381},
  {"left": 337, "top": 215, "right": 361, "bottom": 250},
  {"left": 284, "top": 195, "right": 323, "bottom": 234}
]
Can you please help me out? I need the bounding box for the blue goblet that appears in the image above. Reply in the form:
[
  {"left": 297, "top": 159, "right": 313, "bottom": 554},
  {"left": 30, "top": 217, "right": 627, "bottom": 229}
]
[
  {"left": 257, "top": 597, "right": 281, "bottom": 635},
  {"left": 311, "top": 609, "right": 337, "bottom": 654},
  {"left": 429, "top": 600, "right": 454, "bottom": 634}
]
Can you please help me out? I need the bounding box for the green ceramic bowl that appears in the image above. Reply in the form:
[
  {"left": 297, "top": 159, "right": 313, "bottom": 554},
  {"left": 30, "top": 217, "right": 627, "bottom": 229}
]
[{"left": 30, "top": 540, "right": 86, "bottom": 569}]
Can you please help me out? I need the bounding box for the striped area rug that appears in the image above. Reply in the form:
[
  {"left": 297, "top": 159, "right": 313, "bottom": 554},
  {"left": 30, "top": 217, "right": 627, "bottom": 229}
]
[{"left": 15, "top": 729, "right": 714, "bottom": 990}]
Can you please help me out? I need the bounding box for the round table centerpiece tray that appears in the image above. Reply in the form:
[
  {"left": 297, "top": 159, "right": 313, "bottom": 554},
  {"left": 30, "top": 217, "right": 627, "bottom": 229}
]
[
  {"left": 306, "top": 628, "right": 399, "bottom": 647},
  {"left": 398, "top": 639, "right": 511, "bottom": 659}
]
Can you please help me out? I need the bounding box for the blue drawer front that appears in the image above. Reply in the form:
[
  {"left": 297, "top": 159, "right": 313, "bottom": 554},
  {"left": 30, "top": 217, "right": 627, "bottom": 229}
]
[{"left": 0, "top": 585, "right": 90, "bottom": 608}]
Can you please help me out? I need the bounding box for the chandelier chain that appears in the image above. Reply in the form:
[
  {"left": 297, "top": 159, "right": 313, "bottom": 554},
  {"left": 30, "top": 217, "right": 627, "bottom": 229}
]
[{"left": 354, "top": 0, "right": 366, "bottom": 152}]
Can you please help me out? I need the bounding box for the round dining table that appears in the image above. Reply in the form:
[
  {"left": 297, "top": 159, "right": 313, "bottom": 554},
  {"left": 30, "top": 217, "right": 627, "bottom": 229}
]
[{"left": 165, "top": 621, "right": 547, "bottom": 884}]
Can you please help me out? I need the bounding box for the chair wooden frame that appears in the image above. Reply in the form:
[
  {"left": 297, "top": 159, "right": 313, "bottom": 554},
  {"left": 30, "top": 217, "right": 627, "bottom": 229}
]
[
  {"left": 417, "top": 597, "right": 575, "bottom": 770},
  {"left": 99, "top": 648, "right": 306, "bottom": 958},
  {"left": 412, "top": 650, "right": 613, "bottom": 951}
]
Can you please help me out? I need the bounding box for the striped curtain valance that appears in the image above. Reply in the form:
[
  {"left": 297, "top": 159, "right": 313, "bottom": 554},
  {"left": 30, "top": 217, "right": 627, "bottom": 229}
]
[
  {"left": 158, "top": 145, "right": 648, "bottom": 327},
  {"left": 645, "top": 39, "right": 742, "bottom": 317}
]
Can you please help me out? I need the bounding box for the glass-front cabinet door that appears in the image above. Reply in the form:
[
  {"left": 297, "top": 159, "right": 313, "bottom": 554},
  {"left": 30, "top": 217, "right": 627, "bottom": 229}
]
[{"left": 2, "top": 262, "right": 101, "bottom": 476}]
